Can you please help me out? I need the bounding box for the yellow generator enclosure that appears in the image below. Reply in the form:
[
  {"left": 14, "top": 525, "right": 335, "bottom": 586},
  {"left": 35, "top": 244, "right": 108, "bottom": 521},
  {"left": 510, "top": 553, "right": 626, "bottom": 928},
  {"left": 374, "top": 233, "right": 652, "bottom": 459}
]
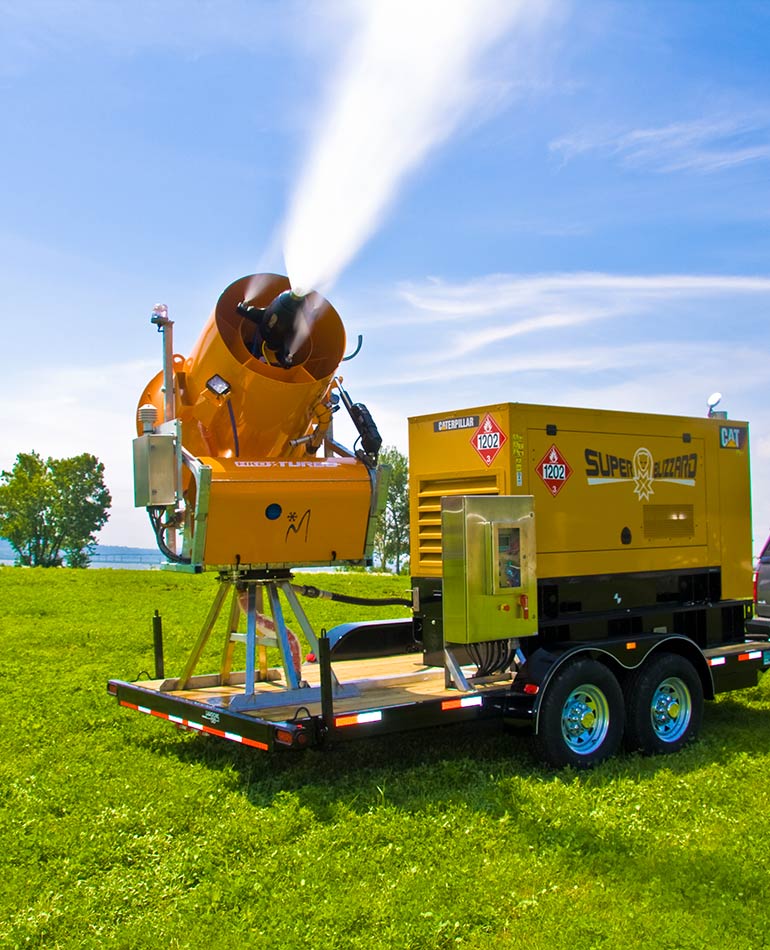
[{"left": 409, "top": 403, "right": 753, "bottom": 602}]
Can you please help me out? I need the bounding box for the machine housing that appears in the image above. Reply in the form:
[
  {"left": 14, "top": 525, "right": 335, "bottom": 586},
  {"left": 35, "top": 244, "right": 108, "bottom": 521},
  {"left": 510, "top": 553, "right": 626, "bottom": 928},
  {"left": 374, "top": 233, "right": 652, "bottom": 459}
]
[{"left": 409, "top": 402, "right": 753, "bottom": 651}]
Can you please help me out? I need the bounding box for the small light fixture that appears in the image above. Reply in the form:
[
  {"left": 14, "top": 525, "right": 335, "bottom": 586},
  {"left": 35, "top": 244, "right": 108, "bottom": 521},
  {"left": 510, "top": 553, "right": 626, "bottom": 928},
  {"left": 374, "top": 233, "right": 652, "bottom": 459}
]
[{"left": 206, "top": 374, "right": 231, "bottom": 397}]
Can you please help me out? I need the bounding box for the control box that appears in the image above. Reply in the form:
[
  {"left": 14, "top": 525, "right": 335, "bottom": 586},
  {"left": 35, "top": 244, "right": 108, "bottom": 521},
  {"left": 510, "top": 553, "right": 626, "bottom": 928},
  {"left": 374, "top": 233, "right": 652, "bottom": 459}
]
[
  {"left": 441, "top": 495, "right": 538, "bottom": 644},
  {"left": 133, "top": 433, "right": 177, "bottom": 507}
]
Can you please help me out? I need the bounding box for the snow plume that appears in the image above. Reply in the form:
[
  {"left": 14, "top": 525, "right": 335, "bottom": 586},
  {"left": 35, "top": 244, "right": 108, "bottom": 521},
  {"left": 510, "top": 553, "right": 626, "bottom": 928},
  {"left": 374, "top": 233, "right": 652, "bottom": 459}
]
[{"left": 282, "top": 0, "right": 558, "bottom": 295}]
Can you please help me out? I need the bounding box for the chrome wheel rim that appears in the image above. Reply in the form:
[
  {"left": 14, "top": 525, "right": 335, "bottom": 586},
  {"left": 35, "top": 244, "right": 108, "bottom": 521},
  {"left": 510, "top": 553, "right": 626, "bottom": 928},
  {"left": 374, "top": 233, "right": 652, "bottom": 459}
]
[
  {"left": 650, "top": 676, "right": 691, "bottom": 743},
  {"left": 560, "top": 684, "right": 611, "bottom": 755}
]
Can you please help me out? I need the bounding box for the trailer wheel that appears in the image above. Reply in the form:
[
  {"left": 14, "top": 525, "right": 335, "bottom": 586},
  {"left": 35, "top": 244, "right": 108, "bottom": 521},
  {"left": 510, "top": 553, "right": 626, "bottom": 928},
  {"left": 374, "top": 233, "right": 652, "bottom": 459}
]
[
  {"left": 624, "top": 653, "right": 703, "bottom": 755},
  {"left": 532, "top": 658, "right": 624, "bottom": 769}
]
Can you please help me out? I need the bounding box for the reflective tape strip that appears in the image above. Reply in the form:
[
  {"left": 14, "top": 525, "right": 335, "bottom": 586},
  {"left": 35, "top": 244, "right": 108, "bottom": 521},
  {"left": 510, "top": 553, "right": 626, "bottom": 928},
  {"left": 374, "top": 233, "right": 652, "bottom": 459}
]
[
  {"left": 738, "top": 651, "right": 762, "bottom": 661},
  {"left": 118, "top": 699, "right": 269, "bottom": 750},
  {"left": 335, "top": 710, "right": 383, "bottom": 728},
  {"left": 241, "top": 735, "right": 270, "bottom": 749},
  {"left": 441, "top": 695, "right": 483, "bottom": 711},
  {"left": 709, "top": 656, "right": 726, "bottom": 667}
]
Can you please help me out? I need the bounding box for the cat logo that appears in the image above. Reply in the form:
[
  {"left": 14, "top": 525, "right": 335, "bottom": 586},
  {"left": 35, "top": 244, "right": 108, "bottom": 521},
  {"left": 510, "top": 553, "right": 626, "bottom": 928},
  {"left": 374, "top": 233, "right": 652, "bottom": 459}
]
[{"left": 719, "top": 426, "right": 745, "bottom": 449}]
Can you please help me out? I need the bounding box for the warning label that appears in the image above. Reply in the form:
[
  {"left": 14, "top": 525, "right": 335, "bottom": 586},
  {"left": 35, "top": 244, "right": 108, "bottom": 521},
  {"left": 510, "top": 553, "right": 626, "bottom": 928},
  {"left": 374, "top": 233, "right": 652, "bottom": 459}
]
[
  {"left": 470, "top": 414, "right": 507, "bottom": 467},
  {"left": 536, "top": 444, "right": 573, "bottom": 496}
]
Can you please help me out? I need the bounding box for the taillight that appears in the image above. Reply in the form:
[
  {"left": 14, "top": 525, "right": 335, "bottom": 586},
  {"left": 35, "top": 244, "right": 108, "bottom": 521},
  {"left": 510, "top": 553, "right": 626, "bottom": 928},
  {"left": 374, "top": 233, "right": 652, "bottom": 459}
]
[{"left": 753, "top": 570, "right": 758, "bottom": 605}]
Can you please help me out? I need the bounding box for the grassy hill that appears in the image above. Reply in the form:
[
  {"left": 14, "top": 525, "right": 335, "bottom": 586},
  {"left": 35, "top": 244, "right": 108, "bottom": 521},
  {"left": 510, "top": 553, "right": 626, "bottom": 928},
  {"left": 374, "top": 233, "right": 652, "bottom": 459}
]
[{"left": 1, "top": 566, "right": 769, "bottom": 948}]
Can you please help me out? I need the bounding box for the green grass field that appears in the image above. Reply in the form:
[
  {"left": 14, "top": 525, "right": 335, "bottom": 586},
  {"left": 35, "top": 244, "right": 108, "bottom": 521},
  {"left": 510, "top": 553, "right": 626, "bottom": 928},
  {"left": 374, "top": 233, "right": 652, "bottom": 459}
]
[{"left": 1, "top": 567, "right": 769, "bottom": 949}]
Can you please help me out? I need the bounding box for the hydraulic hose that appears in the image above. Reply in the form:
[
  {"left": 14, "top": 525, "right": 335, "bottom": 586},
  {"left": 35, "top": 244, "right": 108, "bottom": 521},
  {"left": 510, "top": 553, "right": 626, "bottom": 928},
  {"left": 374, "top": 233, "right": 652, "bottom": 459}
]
[{"left": 292, "top": 584, "right": 411, "bottom": 608}]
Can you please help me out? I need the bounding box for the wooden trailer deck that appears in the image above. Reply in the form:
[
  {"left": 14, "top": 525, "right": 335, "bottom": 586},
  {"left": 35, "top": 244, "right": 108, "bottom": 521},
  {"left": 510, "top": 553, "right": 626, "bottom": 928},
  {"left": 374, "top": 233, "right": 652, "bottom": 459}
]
[{"left": 131, "top": 652, "right": 513, "bottom": 723}]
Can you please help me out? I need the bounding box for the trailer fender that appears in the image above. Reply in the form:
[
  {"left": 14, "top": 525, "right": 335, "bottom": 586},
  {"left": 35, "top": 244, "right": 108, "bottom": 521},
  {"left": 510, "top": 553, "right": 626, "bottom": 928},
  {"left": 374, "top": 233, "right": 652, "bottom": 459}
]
[
  {"left": 509, "top": 635, "right": 714, "bottom": 733},
  {"left": 326, "top": 618, "right": 419, "bottom": 660}
]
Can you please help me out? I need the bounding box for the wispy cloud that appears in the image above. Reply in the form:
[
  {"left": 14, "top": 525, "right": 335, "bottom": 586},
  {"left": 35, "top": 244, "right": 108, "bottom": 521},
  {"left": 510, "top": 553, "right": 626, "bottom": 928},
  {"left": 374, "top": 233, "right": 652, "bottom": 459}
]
[
  {"left": 551, "top": 114, "right": 770, "bottom": 174},
  {"left": 390, "top": 271, "right": 770, "bottom": 361},
  {"left": 373, "top": 338, "right": 767, "bottom": 387},
  {"left": 400, "top": 271, "right": 770, "bottom": 316}
]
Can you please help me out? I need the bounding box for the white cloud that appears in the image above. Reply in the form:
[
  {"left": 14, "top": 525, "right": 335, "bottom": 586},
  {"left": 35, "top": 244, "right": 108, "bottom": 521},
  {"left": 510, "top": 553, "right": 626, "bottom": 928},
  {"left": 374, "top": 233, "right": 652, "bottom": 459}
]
[
  {"left": 390, "top": 271, "right": 770, "bottom": 366},
  {"left": 551, "top": 114, "right": 770, "bottom": 174},
  {"left": 400, "top": 272, "right": 770, "bottom": 316}
]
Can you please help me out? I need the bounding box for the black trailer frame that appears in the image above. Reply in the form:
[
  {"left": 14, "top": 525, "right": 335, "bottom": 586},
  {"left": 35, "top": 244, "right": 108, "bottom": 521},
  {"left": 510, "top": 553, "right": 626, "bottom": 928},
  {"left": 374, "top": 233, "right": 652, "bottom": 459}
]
[{"left": 108, "top": 620, "right": 770, "bottom": 758}]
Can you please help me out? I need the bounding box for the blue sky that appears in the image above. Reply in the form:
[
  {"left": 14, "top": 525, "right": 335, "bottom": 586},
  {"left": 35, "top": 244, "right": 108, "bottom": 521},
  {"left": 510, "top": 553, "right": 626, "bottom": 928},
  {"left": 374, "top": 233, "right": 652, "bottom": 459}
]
[{"left": 1, "top": 0, "right": 769, "bottom": 552}]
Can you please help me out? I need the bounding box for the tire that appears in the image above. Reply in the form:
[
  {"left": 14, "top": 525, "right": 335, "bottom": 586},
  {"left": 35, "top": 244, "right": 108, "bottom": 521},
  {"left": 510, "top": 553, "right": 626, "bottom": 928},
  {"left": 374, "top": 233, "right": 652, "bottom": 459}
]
[
  {"left": 531, "top": 658, "right": 625, "bottom": 769},
  {"left": 624, "top": 653, "right": 703, "bottom": 755}
]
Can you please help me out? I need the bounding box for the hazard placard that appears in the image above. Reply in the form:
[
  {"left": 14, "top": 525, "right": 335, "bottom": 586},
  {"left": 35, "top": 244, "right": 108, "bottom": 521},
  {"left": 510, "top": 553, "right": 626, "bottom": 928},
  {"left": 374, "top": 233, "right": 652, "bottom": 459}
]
[
  {"left": 471, "top": 414, "right": 507, "bottom": 467},
  {"left": 536, "top": 444, "right": 573, "bottom": 496}
]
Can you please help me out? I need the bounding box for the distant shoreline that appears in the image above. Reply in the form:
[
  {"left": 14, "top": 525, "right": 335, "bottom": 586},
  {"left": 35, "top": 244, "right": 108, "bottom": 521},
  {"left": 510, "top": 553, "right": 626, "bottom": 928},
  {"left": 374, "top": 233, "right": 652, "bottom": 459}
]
[{"left": 0, "top": 542, "right": 164, "bottom": 570}]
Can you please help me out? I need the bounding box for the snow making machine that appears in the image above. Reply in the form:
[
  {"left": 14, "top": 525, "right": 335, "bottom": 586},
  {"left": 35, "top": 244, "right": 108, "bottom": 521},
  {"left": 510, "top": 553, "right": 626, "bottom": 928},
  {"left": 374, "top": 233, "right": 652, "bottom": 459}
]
[{"left": 110, "top": 275, "right": 770, "bottom": 768}]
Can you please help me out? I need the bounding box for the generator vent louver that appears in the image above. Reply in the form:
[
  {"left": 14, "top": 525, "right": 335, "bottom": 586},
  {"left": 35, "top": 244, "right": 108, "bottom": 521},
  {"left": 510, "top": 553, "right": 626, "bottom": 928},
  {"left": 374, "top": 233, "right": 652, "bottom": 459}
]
[
  {"left": 643, "top": 504, "right": 695, "bottom": 540},
  {"left": 416, "top": 474, "right": 499, "bottom": 572}
]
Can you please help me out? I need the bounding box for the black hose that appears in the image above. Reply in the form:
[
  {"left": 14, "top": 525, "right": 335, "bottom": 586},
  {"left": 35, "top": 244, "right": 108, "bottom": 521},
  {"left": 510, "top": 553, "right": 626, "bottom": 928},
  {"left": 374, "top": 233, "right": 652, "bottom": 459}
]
[
  {"left": 226, "top": 400, "right": 240, "bottom": 458},
  {"left": 292, "top": 584, "right": 411, "bottom": 608},
  {"left": 469, "top": 638, "right": 515, "bottom": 677},
  {"left": 148, "top": 507, "right": 190, "bottom": 564}
]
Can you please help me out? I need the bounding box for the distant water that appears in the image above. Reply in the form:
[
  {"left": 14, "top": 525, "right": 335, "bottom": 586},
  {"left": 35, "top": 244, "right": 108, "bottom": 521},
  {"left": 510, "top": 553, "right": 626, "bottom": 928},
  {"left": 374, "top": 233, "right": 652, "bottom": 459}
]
[
  {"left": 0, "top": 559, "right": 162, "bottom": 570},
  {"left": 0, "top": 544, "right": 164, "bottom": 570}
]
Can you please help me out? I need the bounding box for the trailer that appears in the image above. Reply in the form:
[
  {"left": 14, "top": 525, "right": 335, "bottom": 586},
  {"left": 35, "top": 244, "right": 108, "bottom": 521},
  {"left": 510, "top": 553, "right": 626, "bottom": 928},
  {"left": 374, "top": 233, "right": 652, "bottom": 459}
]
[{"left": 109, "top": 276, "right": 770, "bottom": 767}]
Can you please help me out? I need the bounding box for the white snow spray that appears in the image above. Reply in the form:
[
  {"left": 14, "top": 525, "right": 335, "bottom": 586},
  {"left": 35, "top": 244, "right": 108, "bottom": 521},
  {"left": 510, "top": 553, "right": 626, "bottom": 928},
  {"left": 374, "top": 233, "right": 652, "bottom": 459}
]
[{"left": 282, "top": 0, "right": 554, "bottom": 296}]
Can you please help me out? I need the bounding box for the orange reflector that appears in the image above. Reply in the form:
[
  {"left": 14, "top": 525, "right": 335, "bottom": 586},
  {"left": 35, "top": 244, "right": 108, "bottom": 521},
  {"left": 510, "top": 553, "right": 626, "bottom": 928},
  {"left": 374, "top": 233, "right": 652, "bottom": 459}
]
[
  {"left": 335, "top": 714, "right": 358, "bottom": 727},
  {"left": 335, "top": 710, "right": 382, "bottom": 728},
  {"left": 626, "top": 642, "right": 637, "bottom": 650},
  {"left": 441, "top": 696, "right": 482, "bottom": 711},
  {"left": 275, "top": 729, "right": 294, "bottom": 745}
]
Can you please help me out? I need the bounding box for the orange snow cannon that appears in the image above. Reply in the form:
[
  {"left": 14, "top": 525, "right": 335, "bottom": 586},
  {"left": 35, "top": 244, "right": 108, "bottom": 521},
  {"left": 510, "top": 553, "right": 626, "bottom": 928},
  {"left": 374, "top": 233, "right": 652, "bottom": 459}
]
[{"left": 133, "top": 274, "right": 385, "bottom": 571}]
